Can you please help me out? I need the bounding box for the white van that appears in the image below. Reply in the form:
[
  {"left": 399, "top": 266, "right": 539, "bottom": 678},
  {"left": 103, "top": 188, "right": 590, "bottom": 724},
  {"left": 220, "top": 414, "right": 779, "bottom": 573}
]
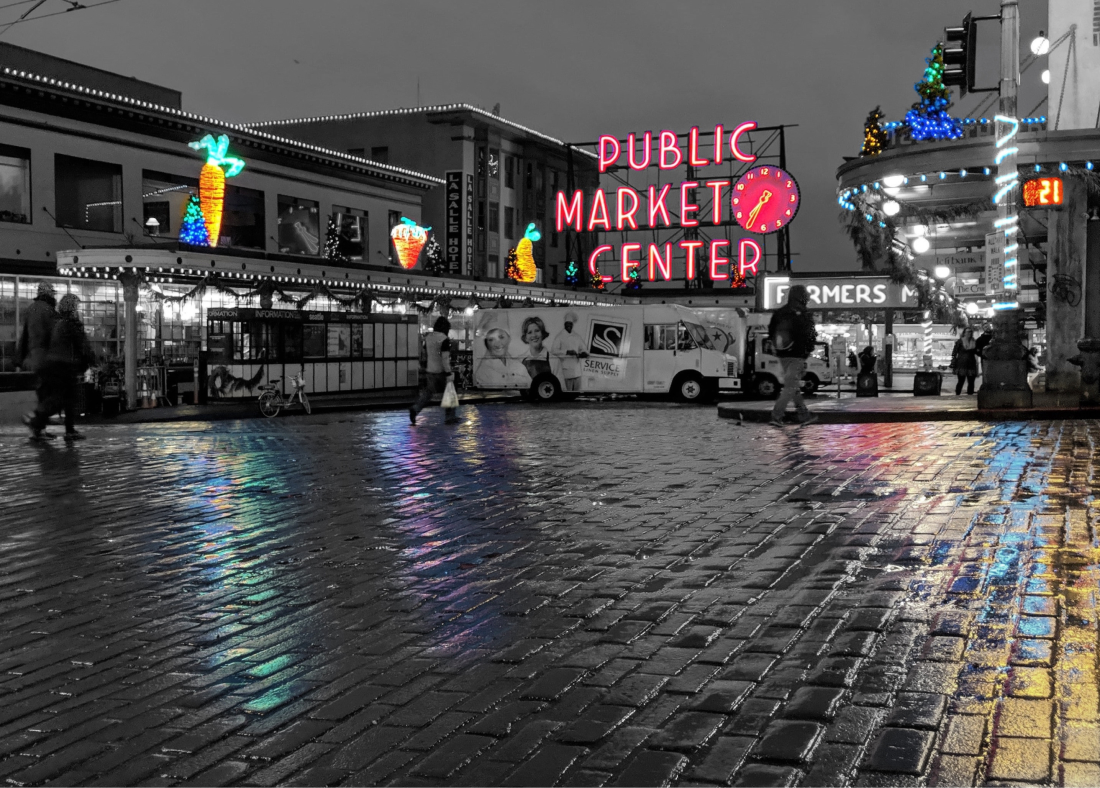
[
  {"left": 692, "top": 308, "right": 834, "bottom": 398},
  {"left": 471, "top": 304, "right": 738, "bottom": 402}
]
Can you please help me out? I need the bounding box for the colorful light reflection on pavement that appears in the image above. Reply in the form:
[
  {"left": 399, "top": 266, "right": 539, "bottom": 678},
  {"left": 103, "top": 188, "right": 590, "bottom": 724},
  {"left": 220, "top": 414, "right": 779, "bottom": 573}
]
[{"left": 0, "top": 407, "right": 1097, "bottom": 786}]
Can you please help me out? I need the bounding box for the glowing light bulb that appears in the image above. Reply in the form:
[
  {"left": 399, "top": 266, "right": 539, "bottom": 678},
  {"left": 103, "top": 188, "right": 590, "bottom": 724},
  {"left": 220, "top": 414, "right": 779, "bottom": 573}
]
[
  {"left": 1041, "top": 70, "right": 1051, "bottom": 84},
  {"left": 965, "top": 302, "right": 979, "bottom": 315},
  {"left": 882, "top": 174, "right": 905, "bottom": 188},
  {"left": 910, "top": 224, "right": 928, "bottom": 237},
  {"left": 912, "top": 237, "right": 931, "bottom": 254},
  {"left": 1030, "top": 34, "right": 1050, "bottom": 56},
  {"left": 883, "top": 200, "right": 901, "bottom": 216},
  {"left": 934, "top": 265, "right": 951, "bottom": 279}
]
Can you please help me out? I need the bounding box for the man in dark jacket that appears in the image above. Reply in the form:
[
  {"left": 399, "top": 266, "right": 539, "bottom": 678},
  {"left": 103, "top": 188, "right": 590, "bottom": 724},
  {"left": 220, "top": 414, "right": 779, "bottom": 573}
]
[
  {"left": 16, "top": 282, "right": 59, "bottom": 440},
  {"left": 42, "top": 294, "right": 91, "bottom": 441},
  {"left": 768, "top": 284, "right": 819, "bottom": 427}
]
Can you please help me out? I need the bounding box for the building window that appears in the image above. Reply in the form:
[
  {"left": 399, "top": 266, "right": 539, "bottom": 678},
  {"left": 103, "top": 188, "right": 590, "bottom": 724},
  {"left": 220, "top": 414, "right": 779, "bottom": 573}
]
[
  {"left": 550, "top": 265, "right": 558, "bottom": 284},
  {"left": 0, "top": 144, "right": 30, "bottom": 224},
  {"left": 551, "top": 170, "right": 559, "bottom": 193},
  {"left": 525, "top": 162, "right": 533, "bottom": 190},
  {"left": 223, "top": 184, "right": 266, "bottom": 249},
  {"left": 489, "top": 202, "right": 499, "bottom": 233},
  {"left": 551, "top": 230, "right": 558, "bottom": 248},
  {"left": 504, "top": 156, "right": 514, "bottom": 189},
  {"left": 477, "top": 147, "right": 486, "bottom": 196},
  {"left": 388, "top": 210, "right": 401, "bottom": 264},
  {"left": 277, "top": 195, "right": 321, "bottom": 255},
  {"left": 488, "top": 254, "right": 500, "bottom": 279},
  {"left": 332, "top": 205, "right": 368, "bottom": 262},
  {"left": 142, "top": 170, "right": 197, "bottom": 238},
  {"left": 504, "top": 206, "right": 514, "bottom": 240},
  {"left": 370, "top": 147, "right": 389, "bottom": 165},
  {"left": 55, "top": 154, "right": 122, "bottom": 233},
  {"left": 488, "top": 148, "right": 499, "bottom": 179}
]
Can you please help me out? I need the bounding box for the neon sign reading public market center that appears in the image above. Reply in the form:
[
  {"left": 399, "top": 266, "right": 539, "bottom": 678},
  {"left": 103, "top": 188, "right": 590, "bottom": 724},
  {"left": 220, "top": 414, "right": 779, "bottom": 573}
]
[{"left": 555, "top": 122, "right": 801, "bottom": 284}]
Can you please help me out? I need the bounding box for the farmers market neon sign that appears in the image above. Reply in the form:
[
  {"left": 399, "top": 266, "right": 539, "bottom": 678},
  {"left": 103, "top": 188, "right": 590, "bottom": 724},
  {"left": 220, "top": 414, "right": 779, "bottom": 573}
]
[{"left": 556, "top": 123, "right": 798, "bottom": 283}]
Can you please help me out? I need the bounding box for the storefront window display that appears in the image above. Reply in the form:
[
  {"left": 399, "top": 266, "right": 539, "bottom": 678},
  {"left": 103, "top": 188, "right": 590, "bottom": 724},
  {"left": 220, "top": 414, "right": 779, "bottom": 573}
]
[
  {"left": 277, "top": 195, "right": 321, "bottom": 255},
  {"left": 332, "top": 206, "right": 368, "bottom": 262}
]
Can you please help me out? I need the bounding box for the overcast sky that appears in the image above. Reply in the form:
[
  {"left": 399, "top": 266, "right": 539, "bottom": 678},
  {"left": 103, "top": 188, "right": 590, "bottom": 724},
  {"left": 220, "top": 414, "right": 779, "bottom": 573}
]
[{"left": 4, "top": 0, "right": 1050, "bottom": 273}]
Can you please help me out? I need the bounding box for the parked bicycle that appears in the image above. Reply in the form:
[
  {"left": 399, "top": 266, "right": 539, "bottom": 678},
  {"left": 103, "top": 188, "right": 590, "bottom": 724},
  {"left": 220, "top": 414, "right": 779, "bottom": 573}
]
[{"left": 257, "top": 372, "right": 311, "bottom": 417}]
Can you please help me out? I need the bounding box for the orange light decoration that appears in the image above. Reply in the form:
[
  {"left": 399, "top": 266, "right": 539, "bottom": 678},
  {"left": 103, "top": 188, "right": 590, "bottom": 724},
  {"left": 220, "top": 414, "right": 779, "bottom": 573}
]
[
  {"left": 1023, "top": 176, "right": 1063, "bottom": 207},
  {"left": 391, "top": 217, "right": 430, "bottom": 269},
  {"left": 188, "top": 134, "right": 245, "bottom": 246},
  {"left": 512, "top": 223, "right": 540, "bottom": 282}
]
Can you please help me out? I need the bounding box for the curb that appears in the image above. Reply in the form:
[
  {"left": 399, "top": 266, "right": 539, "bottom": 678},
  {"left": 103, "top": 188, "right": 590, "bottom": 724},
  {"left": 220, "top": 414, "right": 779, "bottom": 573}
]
[{"left": 717, "top": 403, "right": 1100, "bottom": 424}]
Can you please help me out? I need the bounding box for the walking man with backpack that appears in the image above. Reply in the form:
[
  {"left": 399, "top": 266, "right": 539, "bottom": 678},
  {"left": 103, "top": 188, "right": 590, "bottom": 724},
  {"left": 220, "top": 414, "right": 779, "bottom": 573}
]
[{"left": 768, "top": 284, "right": 819, "bottom": 427}]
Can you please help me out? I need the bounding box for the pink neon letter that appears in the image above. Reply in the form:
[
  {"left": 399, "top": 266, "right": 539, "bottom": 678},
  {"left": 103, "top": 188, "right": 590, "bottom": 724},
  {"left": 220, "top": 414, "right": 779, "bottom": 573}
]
[
  {"left": 680, "top": 181, "right": 699, "bottom": 228},
  {"left": 688, "top": 126, "right": 709, "bottom": 167},
  {"left": 730, "top": 121, "right": 757, "bottom": 163},
  {"left": 616, "top": 187, "right": 640, "bottom": 230},
  {"left": 598, "top": 135, "right": 620, "bottom": 173},
  {"left": 680, "top": 240, "right": 704, "bottom": 280},
  {"left": 648, "top": 243, "right": 673, "bottom": 281},
  {"left": 588, "top": 189, "right": 611, "bottom": 231},
  {"left": 556, "top": 190, "right": 583, "bottom": 232},
  {"left": 739, "top": 238, "right": 762, "bottom": 276},
  {"left": 627, "top": 132, "right": 652, "bottom": 170},
  {"left": 706, "top": 180, "right": 729, "bottom": 224},
  {"left": 658, "top": 131, "right": 682, "bottom": 169},
  {"left": 713, "top": 124, "right": 724, "bottom": 165},
  {"left": 648, "top": 184, "right": 672, "bottom": 227},
  {"left": 709, "top": 239, "right": 730, "bottom": 280},
  {"left": 589, "top": 244, "right": 614, "bottom": 282},
  {"left": 621, "top": 242, "right": 641, "bottom": 283}
]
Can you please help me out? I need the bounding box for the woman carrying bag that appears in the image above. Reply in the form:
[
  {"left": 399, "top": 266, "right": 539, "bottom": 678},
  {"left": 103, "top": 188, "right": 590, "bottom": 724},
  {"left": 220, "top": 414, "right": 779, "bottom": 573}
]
[
  {"left": 951, "top": 327, "right": 979, "bottom": 395},
  {"left": 410, "top": 316, "right": 462, "bottom": 425}
]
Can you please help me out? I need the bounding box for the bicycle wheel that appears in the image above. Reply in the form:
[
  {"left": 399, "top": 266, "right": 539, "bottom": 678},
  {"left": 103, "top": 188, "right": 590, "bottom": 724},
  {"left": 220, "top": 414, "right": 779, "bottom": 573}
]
[
  {"left": 299, "top": 391, "right": 311, "bottom": 415},
  {"left": 258, "top": 391, "right": 282, "bottom": 418}
]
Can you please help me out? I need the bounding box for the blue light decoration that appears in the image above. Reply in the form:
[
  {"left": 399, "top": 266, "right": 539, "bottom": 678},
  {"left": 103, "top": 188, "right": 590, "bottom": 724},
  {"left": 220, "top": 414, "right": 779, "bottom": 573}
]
[
  {"left": 903, "top": 44, "right": 963, "bottom": 142},
  {"left": 1088, "top": 162, "right": 1095, "bottom": 170},
  {"left": 1060, "top": 162, "right": 1068, "bottom": 171},
  {"left": 179, "top": 194, "right": 210, "bottom": 246}
]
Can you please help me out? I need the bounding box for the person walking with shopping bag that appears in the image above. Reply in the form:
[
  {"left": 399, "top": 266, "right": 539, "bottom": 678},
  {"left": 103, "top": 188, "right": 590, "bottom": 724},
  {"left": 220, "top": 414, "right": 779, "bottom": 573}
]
[
  {"left": 410, "top": 316, "right": 461, "bottom": 425},
  {"left": 768, "top": 284, "right": 819, "bottom": 427}
]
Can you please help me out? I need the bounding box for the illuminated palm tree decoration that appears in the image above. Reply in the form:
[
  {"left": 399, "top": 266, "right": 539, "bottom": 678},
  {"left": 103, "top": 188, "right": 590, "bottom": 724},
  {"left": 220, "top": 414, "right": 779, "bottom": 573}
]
[{"left": 188, "top": 134, "right": 245, "bottom": 246}]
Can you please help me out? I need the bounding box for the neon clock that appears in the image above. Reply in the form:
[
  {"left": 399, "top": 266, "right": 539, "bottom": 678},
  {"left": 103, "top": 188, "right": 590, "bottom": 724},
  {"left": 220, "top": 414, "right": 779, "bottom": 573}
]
[{"left": 732, "top": 165, "right": 800, "bottom": 234}]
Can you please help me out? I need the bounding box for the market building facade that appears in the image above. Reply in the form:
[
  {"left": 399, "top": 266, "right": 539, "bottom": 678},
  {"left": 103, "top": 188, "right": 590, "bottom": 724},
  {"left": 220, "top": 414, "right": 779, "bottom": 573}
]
[{"left": 0, "top": 45, "right": 619, "bottom": 410}]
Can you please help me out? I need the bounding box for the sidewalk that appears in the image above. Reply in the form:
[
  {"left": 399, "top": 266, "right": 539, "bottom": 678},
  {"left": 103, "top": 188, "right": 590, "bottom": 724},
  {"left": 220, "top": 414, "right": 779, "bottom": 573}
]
[
  {"left": 81, "top": 389, "right": 519, "bottom": 425},
  {"left": 721, "top": 390, "right": 1100, "bottom": 424}
]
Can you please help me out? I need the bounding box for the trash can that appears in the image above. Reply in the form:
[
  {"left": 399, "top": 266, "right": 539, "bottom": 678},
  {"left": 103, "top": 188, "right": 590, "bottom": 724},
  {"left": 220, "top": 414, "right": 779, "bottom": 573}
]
[
  {"left": 856, "top": 372, "right": 879, "bottom": 397},
  {"left": 913, "top": 371, "right": 943, "bottom": 396}
]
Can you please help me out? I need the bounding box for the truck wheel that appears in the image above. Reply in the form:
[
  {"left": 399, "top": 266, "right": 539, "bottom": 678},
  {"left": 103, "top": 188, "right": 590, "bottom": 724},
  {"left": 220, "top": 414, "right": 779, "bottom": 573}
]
[
  {"left": 672, "top": 373, "right": 704, "bottom": 403},
  {"left": 530, "top": 375, "right": 561, "bottom": 403},
  {"left": 754, "top": 375, "right": 780, "bottom": 399},
  {"left": 801, "top": 375, "right": 819, "bottom": 396}
]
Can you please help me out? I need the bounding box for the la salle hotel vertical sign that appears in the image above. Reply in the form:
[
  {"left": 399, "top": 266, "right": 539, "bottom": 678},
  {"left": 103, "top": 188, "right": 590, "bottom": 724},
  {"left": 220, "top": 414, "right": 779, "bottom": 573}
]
[{"left": 555, "top": 123, "right": 800, "bottom": 283}]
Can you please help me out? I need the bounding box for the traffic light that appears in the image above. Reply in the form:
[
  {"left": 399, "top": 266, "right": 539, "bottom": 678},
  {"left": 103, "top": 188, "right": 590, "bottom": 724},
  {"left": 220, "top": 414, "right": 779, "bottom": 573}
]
[{"left": 943, "top": 13, "right": 977, "bottom": 95}]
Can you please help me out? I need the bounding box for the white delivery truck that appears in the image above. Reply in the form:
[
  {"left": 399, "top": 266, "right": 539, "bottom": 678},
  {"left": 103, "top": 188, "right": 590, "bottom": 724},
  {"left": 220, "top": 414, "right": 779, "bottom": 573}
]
[
  {"left": 471, "top": 304, "right": 738, "bottom": 402},
  {"left": 692, "top": 308, "right": 834, "bottom": 398}
]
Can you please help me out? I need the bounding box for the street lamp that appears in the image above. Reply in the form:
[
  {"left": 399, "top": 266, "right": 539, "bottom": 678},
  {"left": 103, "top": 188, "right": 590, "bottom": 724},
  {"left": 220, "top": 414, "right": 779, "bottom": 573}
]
[
  {"left": 912, "top": 236, "right": 931, "bottom": 254},
  {"left": 145, "top": 216, "right": 160, "bottom": 236},
  {"left": 1030, "top": 32, "right": 1050, "bottom": 56}
]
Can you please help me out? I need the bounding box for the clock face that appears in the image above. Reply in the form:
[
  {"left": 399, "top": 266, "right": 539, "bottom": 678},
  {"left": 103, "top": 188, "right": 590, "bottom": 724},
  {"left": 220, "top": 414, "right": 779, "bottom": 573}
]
[{"left": 731, "top": 166, "right": 800, "bottom": 235}]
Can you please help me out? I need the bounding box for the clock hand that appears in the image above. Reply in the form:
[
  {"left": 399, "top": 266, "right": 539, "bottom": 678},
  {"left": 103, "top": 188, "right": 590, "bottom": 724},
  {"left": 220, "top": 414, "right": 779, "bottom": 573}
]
[{"left": 746, "top": 190, "right": 773, "bottom": 228}]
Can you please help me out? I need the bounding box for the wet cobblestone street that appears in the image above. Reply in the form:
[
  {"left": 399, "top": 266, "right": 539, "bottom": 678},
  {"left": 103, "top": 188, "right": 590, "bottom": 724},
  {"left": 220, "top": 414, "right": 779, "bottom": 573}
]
[{"left": 1, "top": 402, "right": 1098, "bottom": 787}]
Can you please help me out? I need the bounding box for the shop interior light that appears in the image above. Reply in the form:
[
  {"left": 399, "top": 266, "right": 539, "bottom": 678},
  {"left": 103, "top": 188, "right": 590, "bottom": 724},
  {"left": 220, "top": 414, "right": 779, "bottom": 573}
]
[
  {"left": 910, "top": 224, "right": 928, "bottom": 237},
  {"left": 1030, "top": 33, "right": 1050, "bottom": 56},
  {"left": 965, "top": 302, "right": 979, "bottom": 315},
  {"left": 883, "top": 200, "right": 901, "bottom": 216},
  {"left": 1041, "top": 70, "right": 1051, "bottom": 84},
  {"left": 882, "top": 174, "right": 905, "bottom": 188},
  {"left": 934, "top": 265, "right": 951, "bottom": 279},
  {"left": 912, "top": 236, "right": 931, "bottom": 254}
]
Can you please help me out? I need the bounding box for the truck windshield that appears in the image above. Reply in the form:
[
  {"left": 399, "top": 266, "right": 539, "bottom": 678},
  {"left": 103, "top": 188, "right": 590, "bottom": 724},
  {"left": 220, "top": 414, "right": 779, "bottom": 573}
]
[{"left": 683, "top": 322, "right": 714, "bottom": 350}]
